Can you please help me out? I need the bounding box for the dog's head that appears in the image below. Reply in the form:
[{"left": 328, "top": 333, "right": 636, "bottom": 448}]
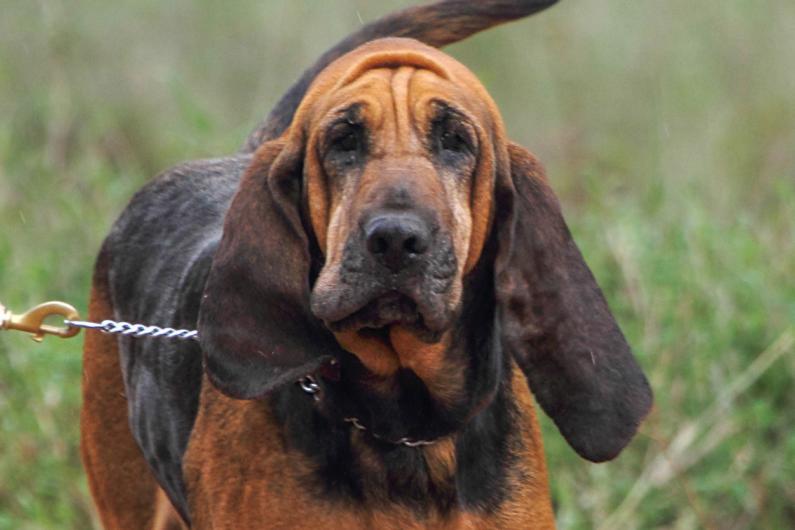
[{"left": 199, "top": 38, "right": 652, "bottom": 462}]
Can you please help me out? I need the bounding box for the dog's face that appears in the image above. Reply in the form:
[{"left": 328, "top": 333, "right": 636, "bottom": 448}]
[
  {"left": 302, "top": 57, "right": 500, "bottom": 364},
  {"left": 199, "top": 38, "right": 652, "bottom": 463}
]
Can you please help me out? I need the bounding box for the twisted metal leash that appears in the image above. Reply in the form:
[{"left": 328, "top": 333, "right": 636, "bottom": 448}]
[
  {"left": 0, "top": 300, "right": 306, "bottom": 397},
  {"left": 65, "top": 318, "right": 199, "bottom": 341}
]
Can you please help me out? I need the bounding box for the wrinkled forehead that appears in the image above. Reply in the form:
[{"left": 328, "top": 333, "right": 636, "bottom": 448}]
[{"left": 292, "top": 38, "right": 504, "bottom": 133}]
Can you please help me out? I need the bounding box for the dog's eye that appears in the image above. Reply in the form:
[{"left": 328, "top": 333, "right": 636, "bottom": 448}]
[
  {"left": 440, "top": 130, "right": 468, "bottom": 153},
  {"left": 430, "top": 107, "right": 475, "bottom": 161},
  {"left": 324, "top": 122, "right": 365, "bottom": 170},
  {"left": 433, "top": 122, "right": 473, "bottom": 160},
  {"left": 327, "top": 123, "right": 362, "bottom": 155},
  {"left": 331, "top": 130, "right": 359, "bottom": 153}
]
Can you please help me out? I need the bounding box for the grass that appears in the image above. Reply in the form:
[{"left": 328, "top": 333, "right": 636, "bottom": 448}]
[{"left": 1, "top": 0, "right": 793, "bottom": 528}]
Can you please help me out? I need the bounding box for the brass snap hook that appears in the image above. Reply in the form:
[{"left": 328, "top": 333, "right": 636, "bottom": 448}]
[{"left": 0, "top": 300, "right": 81, "bottom": 342}]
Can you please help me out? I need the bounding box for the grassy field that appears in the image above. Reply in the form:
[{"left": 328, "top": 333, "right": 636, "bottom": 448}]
[{"left": 1, "top": 1, "right": 793, "bottom": 528}]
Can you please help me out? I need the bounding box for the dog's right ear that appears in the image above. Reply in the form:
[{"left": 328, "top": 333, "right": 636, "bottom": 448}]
[{"left": 198, "top": 139, "right": 341, "bottom": 399}]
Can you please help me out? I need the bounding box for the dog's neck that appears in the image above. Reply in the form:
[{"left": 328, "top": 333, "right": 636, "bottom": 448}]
[
  {"left": 271, "top": 256, "right": 525, "bottom": 514},
  {"left": 271, "top": 354, "right": 519, "bottom": 516}
]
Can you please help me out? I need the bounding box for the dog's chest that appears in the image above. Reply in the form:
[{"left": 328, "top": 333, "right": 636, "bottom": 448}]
[{"left": 182, "top": 372, "right": 555, "bottom": 529}]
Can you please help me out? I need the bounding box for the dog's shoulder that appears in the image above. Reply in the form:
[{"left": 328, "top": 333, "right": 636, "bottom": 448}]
[{"left": 105, "top": 154, "right": 251, "bottom": 322}]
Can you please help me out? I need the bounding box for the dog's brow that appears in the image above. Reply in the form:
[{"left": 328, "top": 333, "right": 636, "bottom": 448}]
[
  {"left": 331, "top": 103, "right": 364, "bottom": 123},
  {"left": 319, "top": 103, "right": 366, "bottom": 132},
  {"left": 338, "top": 53, "right": 451, "bottom": 89},
  {"left": 428, "top": 99, "right": 472, "bottom": 123}
]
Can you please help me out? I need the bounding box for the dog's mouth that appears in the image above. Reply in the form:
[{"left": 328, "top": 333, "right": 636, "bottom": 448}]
[
  {"left": 326, "top": 291, "right": 441, "bottom": 343},
  {"left": 330, "top": 291, "right": 418, "bottom": 330}
]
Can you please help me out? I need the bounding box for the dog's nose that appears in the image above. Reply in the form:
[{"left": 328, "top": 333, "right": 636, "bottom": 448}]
[{"left": 364, "top": 214, "right": 430, "bottom": 272}]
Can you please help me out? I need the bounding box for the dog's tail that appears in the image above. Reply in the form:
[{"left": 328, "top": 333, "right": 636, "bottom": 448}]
[{"left": 243, "top": 0, "right": 559, "bottom": 152}]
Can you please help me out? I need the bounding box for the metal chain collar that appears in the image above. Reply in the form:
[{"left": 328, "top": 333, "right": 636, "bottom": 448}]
[
  {"left": 343, "top": 416, "right": 437, "bottom": 448},
  {"left": 299, "top": 375, "right": 438, "bottom": 448}
]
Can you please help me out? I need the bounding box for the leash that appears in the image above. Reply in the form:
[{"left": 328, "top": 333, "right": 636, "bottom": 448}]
[
  {"left": 0, "top": 300, "right": 197, "bottom": 342},
  {"left": 66, "top": 319, "right": 198, "bottom": 340},
  {"left": 0, "top": 299, "right": 439, "bottom": 448}
]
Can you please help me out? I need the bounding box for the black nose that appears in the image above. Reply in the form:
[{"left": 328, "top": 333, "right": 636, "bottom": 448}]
[{"left": 364, "top": 214, "right": 431, "bottom": 272}]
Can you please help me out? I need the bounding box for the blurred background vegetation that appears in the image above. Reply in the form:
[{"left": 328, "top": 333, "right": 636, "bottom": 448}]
[{"left": 1, "top": 0, "right": 793, "bottom": 528}]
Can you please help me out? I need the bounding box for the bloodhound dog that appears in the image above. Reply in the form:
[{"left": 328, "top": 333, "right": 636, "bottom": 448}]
[{"left": 80, "top": 1, "right": 652, "bottom": 528}]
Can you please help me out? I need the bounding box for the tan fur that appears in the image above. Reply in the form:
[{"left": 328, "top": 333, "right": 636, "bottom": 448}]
[
  {"left": 422, "top": 437, "right": 458, "bottom": 488},
  {"left": 498, "top": 366, "right": 556, "bottom": 528},
  {"left": 390, "top": 328, "right": 465, "bottom": 403},
  {"left": 152, "top": 489, "right": 187, "bottom": 530},
  {"left": 334, "top": 328, "right": 401, "bottom": 377}
]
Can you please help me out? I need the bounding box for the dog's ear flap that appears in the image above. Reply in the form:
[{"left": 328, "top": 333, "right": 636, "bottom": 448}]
[
  {"left": 198, "top": 139, "right": 340, "bottom": 399},
  {"left": 495, "top": 143, "right": 652, "bottom": 462}
]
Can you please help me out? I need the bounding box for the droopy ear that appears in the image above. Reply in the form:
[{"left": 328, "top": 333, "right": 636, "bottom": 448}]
[
  {"left": 496, "top": 143, "right": 652, "bottom": 462},
  {"left": 198, "top": 139, "right": 342, "bottom": 399}
]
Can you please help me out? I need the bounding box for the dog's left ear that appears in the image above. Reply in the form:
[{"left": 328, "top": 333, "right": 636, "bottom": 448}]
[
  {"left": 495, "top": 143, "right": 652, "bottom": 462},
  {"left": 198, "top": 139, "right": 341, "bottom": 399}
]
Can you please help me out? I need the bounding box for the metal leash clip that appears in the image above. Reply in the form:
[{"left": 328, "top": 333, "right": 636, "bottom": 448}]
[{"left": 0, "top": 300, "right": 81, "bottom": 342}]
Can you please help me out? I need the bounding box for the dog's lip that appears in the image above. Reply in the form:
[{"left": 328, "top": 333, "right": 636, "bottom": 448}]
[
  {"left": 326, "top": 291, "right": 445, "bottom": 344},
  {"left": 326, "top": 291, "right": 421, "bottom": 332},
  {"left": 311, "top": 280, "right": 450, "bottom": 339}
]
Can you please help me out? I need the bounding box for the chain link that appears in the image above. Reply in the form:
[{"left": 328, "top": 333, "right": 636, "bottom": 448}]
[
  {"left": 298, "top": 375, "right": 321, "bottom": 402},
  {"left": 343, "top": 417, "right": 437, "bottom": 447}
]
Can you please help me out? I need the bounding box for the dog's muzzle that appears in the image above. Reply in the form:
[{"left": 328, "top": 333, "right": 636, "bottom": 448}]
[{"left": 311, "top": 208, "right": 457, "bottom": 337}]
